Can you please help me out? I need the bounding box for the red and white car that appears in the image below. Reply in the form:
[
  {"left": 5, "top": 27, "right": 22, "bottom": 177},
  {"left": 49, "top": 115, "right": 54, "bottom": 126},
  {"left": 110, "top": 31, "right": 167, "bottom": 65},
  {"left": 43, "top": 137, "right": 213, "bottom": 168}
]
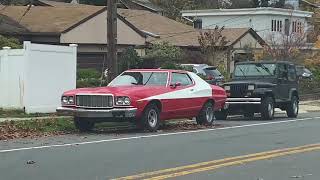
[{"left": 57, "top": 69, "right": 227, "bottom": 131}]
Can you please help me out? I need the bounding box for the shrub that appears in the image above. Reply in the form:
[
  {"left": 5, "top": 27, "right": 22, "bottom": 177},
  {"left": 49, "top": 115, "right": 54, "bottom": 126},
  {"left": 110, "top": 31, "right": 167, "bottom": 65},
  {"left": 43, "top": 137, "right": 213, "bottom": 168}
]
[
  {"left": 77, "top": 68, "right": 106, "bottom": 88},
  {"left": 119, "top": 47, "right": 143, "bottom": 72}
]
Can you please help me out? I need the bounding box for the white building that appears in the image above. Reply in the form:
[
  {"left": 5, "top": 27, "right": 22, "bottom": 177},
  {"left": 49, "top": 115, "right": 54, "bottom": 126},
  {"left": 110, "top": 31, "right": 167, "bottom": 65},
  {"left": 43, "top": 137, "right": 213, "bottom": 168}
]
[{"left": 181, "top": 7, "right": 313, "bottom": 44}]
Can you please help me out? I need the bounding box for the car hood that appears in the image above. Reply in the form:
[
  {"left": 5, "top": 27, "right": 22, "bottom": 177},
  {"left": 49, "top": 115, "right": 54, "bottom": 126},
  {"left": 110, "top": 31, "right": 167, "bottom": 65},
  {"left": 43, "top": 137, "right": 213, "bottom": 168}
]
[{"left": 63, "top": 86, "right": 168, "bottom": 99}]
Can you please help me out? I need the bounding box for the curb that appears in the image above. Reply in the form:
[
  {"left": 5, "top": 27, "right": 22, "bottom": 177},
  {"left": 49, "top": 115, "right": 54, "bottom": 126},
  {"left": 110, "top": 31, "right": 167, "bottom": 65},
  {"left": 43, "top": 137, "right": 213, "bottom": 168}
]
[{"left": 0, "top": 116, "right": 71, "bottom": 123}]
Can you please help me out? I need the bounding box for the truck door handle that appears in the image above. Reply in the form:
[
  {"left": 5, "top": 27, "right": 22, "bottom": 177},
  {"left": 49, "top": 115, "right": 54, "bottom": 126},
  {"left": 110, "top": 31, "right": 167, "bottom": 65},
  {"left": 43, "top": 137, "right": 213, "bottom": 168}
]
[{"left": 190, "top": 89, "right": 194, "bottom": 91}]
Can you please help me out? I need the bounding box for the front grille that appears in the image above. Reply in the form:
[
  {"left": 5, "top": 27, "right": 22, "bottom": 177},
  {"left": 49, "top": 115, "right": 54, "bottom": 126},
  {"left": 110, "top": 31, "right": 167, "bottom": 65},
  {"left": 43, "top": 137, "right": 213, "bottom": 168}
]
[
  {"left": 230, "top": 84, "right": 248, "bottom": 97},
  {"left": 76, "top": 95, "right": 113, "bottom": 108}
]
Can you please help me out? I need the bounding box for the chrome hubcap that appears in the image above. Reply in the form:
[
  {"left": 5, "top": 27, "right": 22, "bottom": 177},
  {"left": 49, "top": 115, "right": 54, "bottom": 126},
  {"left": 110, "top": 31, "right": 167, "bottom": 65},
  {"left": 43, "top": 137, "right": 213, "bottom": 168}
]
[
  {"left": 206, "top": 107, "right": 214, "bottom": 123},
  {"left": 268, "top": 103, "right": 274, "bottom": 117},
  {"left": 293, "top": 100, "right": 298, "bottom": 114},
  {"left": 148, "top": 109, "right": 158, "bottom": 128}
]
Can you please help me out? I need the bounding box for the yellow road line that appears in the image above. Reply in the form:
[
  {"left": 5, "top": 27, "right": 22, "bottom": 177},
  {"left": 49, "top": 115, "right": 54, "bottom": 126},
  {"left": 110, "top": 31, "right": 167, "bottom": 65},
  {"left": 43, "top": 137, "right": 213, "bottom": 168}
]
[
  {"left": 146, "top": 145, "right": 320, "bottom": 180},
  {"left": 113, "top": 143, "right": 320, "bottom": 180}
]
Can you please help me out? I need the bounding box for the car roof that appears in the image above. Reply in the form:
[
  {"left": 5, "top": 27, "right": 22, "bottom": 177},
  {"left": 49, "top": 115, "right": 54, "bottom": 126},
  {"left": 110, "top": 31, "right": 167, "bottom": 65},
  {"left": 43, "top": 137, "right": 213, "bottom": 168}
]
[{"left": 125, "top": 69, "right": 188, "bottom": 73}]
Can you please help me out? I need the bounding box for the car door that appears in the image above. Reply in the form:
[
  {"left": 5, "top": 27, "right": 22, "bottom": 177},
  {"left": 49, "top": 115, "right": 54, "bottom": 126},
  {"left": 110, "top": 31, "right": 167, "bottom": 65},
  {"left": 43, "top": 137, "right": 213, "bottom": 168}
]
[
  {"left": 166, "top": 72, "right": 198, "bottom": 118},
  {"left": 276, "top": 63, "right": 290, "bottom": 102}
]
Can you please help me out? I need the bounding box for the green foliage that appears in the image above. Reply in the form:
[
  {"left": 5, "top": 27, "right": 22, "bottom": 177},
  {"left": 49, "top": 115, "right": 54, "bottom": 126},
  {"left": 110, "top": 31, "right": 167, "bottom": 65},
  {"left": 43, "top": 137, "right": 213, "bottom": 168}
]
[
  {"left": 119, "top": 47, "right": 143, "bottom": 72},
  {"left": 77, "top": 68, "right": 100, "bottom": 79},
  {"left": 77, "top": 68, "right": 106, "bottom": 88},
  {"left": 0, "top": 35, "right": 22, "bottom": 49},
  {"left": 146, "top": 42, "right": 183, "bottom": 68}
]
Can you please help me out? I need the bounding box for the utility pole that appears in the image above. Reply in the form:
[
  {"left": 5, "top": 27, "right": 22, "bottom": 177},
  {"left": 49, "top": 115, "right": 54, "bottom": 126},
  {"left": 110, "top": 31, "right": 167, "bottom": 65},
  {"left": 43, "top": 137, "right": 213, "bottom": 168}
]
[{"left": 107, "top": 0, "right": 118, "bottom": 82}]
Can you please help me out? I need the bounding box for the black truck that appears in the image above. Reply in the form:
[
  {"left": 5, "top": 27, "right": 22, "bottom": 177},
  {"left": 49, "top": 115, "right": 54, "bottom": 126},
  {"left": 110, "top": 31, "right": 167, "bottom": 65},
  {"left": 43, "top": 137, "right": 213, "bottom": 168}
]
[{"left": 216, "top": 61, "right": 299, "bottom": 120}]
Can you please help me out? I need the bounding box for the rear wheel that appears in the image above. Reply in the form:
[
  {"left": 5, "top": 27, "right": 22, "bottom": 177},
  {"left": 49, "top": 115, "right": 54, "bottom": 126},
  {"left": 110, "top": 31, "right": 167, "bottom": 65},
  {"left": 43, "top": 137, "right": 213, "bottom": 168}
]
[
  {"left": 196, "top": 102, "right": 215, "bottom": 125},
  {"left": 141, "top": 103, "right": 160, "bottom": 132},
  {"left": 260, "top": 96, "right": 274, "bottom": 120},
  {"left": 286, "top": 95, "right": 299, "bottom": 118},
  {"left": 74, "top": 117, "right": 95, "bottom": 132}
]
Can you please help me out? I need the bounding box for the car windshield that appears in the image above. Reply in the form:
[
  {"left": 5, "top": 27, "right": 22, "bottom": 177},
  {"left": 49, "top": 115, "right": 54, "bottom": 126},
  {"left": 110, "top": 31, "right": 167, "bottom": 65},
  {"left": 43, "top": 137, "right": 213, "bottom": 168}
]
[
  {"left": 108, "top": 71, "right": 168, "bottom": 87},
  {"left": 234, "top": 63, "right": 276, "bottom": 77},
  {"left": 203, "top": 67, "right": 222, "bottom": 77}
]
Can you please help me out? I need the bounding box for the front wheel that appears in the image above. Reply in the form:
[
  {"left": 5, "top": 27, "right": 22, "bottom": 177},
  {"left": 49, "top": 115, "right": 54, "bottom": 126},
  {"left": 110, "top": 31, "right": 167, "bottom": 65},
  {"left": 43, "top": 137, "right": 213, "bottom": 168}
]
[
  {"left": 196, "top": 102, "right": 215, "bottom": 125},
  {"left": 141, "top": 103, "right": 160, "bottom": 132},
  {"left": 74, "top": 117, "right": 95, "bottom": 132},
  {"left": 260, "top": 96, "right": 274, "bottom": 120},
  {"left": 286, "top": 96, "right": 299, "bottom": 118}
]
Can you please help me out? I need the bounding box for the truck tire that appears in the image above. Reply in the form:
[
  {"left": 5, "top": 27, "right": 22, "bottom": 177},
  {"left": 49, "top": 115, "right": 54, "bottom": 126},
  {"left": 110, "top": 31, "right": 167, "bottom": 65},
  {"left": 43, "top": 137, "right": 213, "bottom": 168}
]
[
  {"left": 196, "top": 102, "right": 215, "bottom": 125},
  {"left": 286, "top": 95, "right": 299, "bottom": 118},
  {"left": 215, "top": 109, "right": 228, "bottom": 120},
  {"left": 141, "top": 103, "right": 160, "bottom": 132},
  {"left": 74, "top": 117, "right": 95, "bottom": 132},
  {"left": 260, "top": 96, "right": 274, "bottom": 120}
]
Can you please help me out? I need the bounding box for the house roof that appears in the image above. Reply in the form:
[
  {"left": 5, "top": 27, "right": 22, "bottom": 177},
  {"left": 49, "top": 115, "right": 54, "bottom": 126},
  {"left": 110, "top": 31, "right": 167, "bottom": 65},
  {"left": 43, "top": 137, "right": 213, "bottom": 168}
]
[
  {"left": 181, "top": 7, "right": 313, "bottom": 18},
  {"left": 0, "top": 6, "right": 264, "bottom": 47},
  {"left": 0, "top": 5, "right": 105, "bottom": 33},
  {"left": 118, "top": 9, "right": 264, "bottom": 47},
  {"left": 0, "top": 14, "right": 29, "bottom": 34}
]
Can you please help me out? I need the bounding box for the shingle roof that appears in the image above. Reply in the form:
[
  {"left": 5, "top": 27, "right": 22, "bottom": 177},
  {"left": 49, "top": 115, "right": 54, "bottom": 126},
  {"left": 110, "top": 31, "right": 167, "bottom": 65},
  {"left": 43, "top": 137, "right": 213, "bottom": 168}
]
[
  {"left": 0, "top": 14, "right": 29, "bottom": 34},
  {"left": 0, "top": 5, "right": 105, "bottom": 33},
  {"left": 118, "top": 9, "right": 259, "bottom": 47},
  {"left": 0, "top": 6, "right": 263, "bottom": 47}
]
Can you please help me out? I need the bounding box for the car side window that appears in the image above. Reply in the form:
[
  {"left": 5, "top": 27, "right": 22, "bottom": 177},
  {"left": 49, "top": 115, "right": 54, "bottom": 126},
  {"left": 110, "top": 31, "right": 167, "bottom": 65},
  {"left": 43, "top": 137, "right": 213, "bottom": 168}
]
[
  {"left": 288, "top": 65, "right": 296, "bottom": 81},
  {"left": 171, "top": 73, "right": 193, "bottom": 86}
]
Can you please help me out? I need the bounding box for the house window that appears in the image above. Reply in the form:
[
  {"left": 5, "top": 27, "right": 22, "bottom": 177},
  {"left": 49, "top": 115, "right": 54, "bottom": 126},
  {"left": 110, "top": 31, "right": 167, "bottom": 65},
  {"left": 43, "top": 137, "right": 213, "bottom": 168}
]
[
  {"left": 292, "top": 20, "right": 303, "bottom": 33},
  {"left": 271, "top": 20, "right": 282, "bottom": 32}
]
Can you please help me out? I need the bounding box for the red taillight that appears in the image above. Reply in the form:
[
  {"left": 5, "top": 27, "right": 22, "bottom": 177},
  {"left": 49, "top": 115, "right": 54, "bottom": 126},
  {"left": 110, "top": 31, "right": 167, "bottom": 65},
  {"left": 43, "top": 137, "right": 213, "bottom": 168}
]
[{"left": 207, "top": 75, "right": 215, "bottom": 80}]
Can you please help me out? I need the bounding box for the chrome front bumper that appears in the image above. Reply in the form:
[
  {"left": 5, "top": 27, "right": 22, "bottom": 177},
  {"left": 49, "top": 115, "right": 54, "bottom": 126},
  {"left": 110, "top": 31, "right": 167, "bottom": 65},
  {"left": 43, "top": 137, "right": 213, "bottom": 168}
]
[
  {"left": 226, "top": 98, "right": 261, "bottom": 105},
  {"left": 56, "top": 107, "right": 137, "bottom": 118}
]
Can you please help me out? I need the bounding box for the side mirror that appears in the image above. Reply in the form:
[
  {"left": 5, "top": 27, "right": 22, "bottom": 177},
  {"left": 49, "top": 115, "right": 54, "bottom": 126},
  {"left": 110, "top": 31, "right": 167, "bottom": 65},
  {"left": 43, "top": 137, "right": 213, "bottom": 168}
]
[{"left": 170, "top": 82, "right": 181, "bottom": 88}]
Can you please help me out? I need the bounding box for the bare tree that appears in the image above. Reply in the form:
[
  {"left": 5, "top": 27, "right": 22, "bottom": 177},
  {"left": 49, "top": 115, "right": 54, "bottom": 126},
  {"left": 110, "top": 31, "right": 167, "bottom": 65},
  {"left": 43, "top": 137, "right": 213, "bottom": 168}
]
[
  {"left": 263, "top": 31, "right": 307, "bottom": 61},
  {"left": 198, "top": 26, "right": 229, "bottom": 66}
]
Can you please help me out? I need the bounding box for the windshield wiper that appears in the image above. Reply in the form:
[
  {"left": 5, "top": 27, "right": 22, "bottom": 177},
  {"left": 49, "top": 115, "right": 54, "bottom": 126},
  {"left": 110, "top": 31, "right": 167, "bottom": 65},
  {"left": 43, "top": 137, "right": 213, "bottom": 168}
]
[
  {"left": 238, "top": 67, "right": 247, "bottom": 78},
  {"left": 260, "top": 64, "right": 273, "bottom": 76}
]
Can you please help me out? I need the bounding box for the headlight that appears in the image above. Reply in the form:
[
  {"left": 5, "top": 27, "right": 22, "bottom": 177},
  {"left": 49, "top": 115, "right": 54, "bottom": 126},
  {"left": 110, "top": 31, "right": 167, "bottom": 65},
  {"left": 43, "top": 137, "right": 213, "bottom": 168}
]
[
  {"left": 248, "top": 85, "right": 255, "bottom": 90},
  {"left": 224, "top": 86, "right": 230, "bottom": 91},
  {"left": 61, "top": 96, "right": 75, "bottom": 105},
  {"left": 115, "top": 96, "right": 131, "bottom": 106}
]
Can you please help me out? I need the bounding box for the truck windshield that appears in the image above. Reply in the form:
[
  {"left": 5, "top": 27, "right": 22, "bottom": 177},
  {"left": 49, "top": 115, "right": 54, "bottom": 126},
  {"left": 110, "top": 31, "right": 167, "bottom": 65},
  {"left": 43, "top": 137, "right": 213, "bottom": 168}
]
[
  {"left": 234, "top": 63, "right": 276, "bottom": 77},
  {"left": 108, "top": 71, "right": 168, "bottom": 86}
]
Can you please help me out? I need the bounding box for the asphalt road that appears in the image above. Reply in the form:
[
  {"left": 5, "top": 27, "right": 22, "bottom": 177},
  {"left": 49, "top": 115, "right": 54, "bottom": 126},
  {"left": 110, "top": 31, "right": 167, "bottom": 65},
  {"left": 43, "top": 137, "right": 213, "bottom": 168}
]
[{"left": 1, "top": 112, "right": 320, "bottom": 180}]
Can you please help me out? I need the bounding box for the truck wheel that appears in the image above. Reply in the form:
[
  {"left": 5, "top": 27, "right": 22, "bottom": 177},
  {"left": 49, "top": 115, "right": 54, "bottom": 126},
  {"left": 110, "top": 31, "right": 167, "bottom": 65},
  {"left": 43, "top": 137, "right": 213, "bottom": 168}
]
[
  {"left": 260, "top": 97, "right": 274, "bottom": 120},
  {"left": 215, "top": 109, "right": 228, "bottom": 120},
  {"left": 141, "top": 103, "right": 160, "bottom": 132},
  {"left": 286, "top": 96, "right": 299, "bottom": 118},
  {"left": 74, "top": 117, "right": 95, "bottom": 132},
  {"left": 196, "top": 102, "right": 214, "bottom": 125},
  {"left": 244, "top": 111, "right": 255, "bottom": 119}
]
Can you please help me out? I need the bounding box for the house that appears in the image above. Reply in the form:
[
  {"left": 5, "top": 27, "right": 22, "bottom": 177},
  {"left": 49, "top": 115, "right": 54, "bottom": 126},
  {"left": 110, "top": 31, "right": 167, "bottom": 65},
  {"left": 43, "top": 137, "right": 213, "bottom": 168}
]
[
  {"left": 0, "top": 6, "right": 265, "bottom": 73},
  {"left": 27, "top": 0, "right": 163, "bottom": 14},
  {"left": 0, "top": 5, "right": 146, "bottom": 70},
  {"left": 182, "top": 7, "right": 313, "bottom": 44}
]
